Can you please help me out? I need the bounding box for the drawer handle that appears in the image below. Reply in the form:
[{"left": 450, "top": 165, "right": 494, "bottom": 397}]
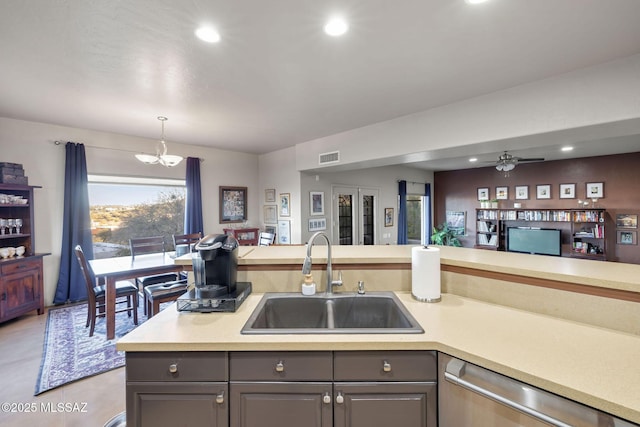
[
  {"left": 383, "top": 360, "right": 392, "bottom": 372},
  {"left": 335, "top": 392, "right": 344, "bottom": 404},
  {"left": 168, "top": 363, "right": 178, "bottom": 374},
  {"left": 216, "top": 391, "right": 225, "bottom": 404},
  {"left": 275, "top": 361, "right": 285, "bottom": 372},
  {"left": 323, "top": 392, "right": 331, "bottom": 404}
]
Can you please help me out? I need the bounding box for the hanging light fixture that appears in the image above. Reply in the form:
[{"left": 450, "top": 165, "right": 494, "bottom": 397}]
[{"left": 135, "top": 116, "right": 183, "bottom": 167}]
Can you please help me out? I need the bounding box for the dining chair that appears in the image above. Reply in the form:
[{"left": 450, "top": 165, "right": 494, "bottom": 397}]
[
  {"left": 129, "top": 236, "right": 180, "bottom": 315},
  {"left": 74, "top": 245, "right": 139, "bottom": 337},
  {"left": 173, "top": 232, "right": 202, "bottom": 257},
  {"left": 144, "top": 280, "right": 188, "bottom": 317},
  {"left": 258, "top": 231, "right": 275, "bottom": 246}
]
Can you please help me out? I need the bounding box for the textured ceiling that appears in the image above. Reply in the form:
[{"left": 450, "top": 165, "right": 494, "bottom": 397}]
[{"left": 1, "top": 0, "right": 640, "bottom": 166}]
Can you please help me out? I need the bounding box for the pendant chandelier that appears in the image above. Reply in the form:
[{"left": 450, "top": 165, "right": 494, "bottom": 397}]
[{"left": 135, "top": 116, "right": 183, "bottom": 167}]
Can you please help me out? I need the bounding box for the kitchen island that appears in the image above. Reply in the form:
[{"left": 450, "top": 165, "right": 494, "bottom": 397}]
[{"left": 119, "top": 245, "right": 640, "bottom": 424}]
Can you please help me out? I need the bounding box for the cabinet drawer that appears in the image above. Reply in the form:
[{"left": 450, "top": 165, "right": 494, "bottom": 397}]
[
  {"left": 230, "top": 351, "right": 332, "bottom": 381},
  {"left": 334, "top": 351, "right": 437, "bottom": 381},
  {"left": 126, "top": 352, "right": 227, "bottom": 382},
  {"left": 1, "top": 259, "right": 39, "bottom": 276}
]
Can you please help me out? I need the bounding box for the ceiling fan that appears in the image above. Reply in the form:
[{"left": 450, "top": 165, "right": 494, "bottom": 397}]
[{"left": 493, "top": 151, "right": 544, "bottom": 172}]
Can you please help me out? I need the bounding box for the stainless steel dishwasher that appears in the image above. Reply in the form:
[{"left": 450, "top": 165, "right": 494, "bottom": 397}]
[{"left": 439, "top": 353, "right": 638, "bottom": 427}]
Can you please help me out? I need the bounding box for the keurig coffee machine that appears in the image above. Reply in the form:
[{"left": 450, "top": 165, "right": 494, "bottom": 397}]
[{"left": 176, "top": 233, "right": 252, "bottom": 312}]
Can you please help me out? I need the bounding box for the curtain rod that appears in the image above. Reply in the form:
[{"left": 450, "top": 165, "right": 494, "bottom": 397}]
[
  {"left": 397, "top": 179, "right": 428, "bottom": 186},
  {"left": 54, "top": 140, "right": 203, "bottom": 161}
]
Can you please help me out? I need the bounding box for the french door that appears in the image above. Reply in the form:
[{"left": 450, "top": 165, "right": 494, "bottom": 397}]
[{"left": 332, "top": 186, "right": 378, "bottom": 245}]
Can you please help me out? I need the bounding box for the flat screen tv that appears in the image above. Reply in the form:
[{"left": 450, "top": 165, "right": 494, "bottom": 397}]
[{"left": 506, "top": 227, "right": 561, "bottom": 256}]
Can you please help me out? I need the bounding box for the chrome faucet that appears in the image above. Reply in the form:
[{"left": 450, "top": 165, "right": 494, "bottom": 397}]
[{"left": 302, "top": 231, "right": 342, "bottom": 294}]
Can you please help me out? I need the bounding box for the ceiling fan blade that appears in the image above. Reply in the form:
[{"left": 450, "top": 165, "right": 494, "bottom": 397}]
[{"left": 515, "top": 157, "right": 545, "bottom": 162}]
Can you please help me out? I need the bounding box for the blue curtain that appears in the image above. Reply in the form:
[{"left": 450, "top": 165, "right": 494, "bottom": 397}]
[
  {"left": 54, "top": 143, "right": 93, "bottom": 304},
  {"left": 424, "top": 183, "right": 432, "bottom": 245},
  {"left": 397, "top": 180, "right": 408, "bottom": 244},
  {"left": 184, "top": 157, "right": 203, "bottom": 234}
]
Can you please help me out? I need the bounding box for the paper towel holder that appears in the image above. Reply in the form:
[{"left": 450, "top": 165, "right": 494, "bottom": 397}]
[{"left": 412, "top": 294, "right": 441, "bottom": 303}]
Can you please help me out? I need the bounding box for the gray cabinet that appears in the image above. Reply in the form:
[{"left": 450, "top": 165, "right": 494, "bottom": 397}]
[
  {"left": 229, "top": 350, "right": 437, "bottom": 427},
  {"left": 126, "top": 352, "right": 229, "bottom": 427},
  {"left": 125, "top": 350, "right": 437, "bottom": 427},
  {"left": 229, "top": 351, "right": 333, "bottom": 427},
  {"left": 334, "top": 351, "right": 437, "bottom": 427}
]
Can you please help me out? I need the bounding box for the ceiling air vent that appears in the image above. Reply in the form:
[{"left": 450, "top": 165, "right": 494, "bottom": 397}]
[{"left": 319, "top": 151, "right": 340, "bottom": 165}]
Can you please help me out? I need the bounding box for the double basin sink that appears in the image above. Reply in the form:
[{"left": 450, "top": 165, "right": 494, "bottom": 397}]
[{"left": 241, "top": 291, "right": 424, "bottom": 334}]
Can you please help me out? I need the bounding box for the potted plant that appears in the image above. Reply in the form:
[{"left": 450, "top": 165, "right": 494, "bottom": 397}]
[
  {"left": 491, "top": 199, "right": 499, "bottom": 209},
  {"left": 431, "top": 223, "right": 462, "bottom": 247}
]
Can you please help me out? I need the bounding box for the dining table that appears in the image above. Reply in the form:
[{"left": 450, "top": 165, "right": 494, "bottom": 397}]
[{"left": 89, "top": 252, "right": 184, "bottom": 340}]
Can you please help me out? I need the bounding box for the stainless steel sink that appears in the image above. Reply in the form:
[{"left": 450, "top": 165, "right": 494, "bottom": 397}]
[{"left": 241, "top": 292, "right": 424, "bottom": 334}]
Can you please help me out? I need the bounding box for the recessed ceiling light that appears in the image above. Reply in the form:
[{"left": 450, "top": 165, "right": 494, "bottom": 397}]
[
  {"left": 561, "top": 146, "right": 574, "bottom": 152},
  {"left": 465, "top": 0, "right": 489, "bottom": 4},
  {"left": 195, "top": 26, "right": 221, "bottom": 43},
  {"left": 469, "top": 158, "right": 478, "bottom": 162},
  {"left": 324, "top": 17, "right": 349, "bottom": 36}
]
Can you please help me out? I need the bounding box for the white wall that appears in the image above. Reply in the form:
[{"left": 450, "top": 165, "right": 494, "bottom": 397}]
[
  {"left": 300, "top": 166, "right": 433, "bottom": 244},
  {"left": 258, "top": 147, "right": 302, "bottom": 244},
  {"left": 295, "top": 53, "right": 640, "bottom": 171},
  {"left": 0, "top": 117, "right": 259, "bottom": 305}
]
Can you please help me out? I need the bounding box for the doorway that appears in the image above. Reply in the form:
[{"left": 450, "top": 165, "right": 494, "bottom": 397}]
[{"left": 332, "top": 186, "right": 379, "bottom": 245}]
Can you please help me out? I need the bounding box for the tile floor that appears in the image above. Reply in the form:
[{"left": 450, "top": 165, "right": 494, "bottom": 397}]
[{"left": 0, "top": 308, "right": 125, "bottom": 427}]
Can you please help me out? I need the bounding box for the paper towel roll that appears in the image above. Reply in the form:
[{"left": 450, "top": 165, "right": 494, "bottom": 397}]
[{"left": 411, "top": 246, "right": 441, "bottom": 303}]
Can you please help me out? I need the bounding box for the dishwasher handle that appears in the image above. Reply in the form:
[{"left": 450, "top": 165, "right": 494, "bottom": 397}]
[{"left": 444, "top": 359, "right": 572, "bottom": 427}]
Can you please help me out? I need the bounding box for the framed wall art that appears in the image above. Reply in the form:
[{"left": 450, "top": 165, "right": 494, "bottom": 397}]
[
  {"left": 446, "top": 211, "right": 466, "bottom": 236},
  {"left": 219, "top": 186, "right": 247, "bottom": 223},
  {"left": 559, "top": 183, "right": 576, "bottom": 199},
  {"left": 277, "top": 220, "right": 291, "bottom": 244},
  {"left": 586, "top": 182, "right": 604, "bottom": 198},
  {"left": 308, "top": 218, "right": 327, "bottom": 232},
  {"left": 495, "top": 186, "right": 508, "bottom": 200},
  {"left": 263, "top": 205, "right": 277, "bottom": 224},
  {"left": 616, "top": 214, "right": 638, "bottom": 229},
  {"left": 310, "top": 191, "right": 324, "bottom": 216},
  {"left": 514, "top": 185, "right": 529, "bottom": 200},
  {"left": 265, "top": 188, "right": 276, "bottom": 203},
  {"left": 384, "top": 208, "right": 394, "bottom": 227},
  {"left": 477, "top": 187, "right": 489, "bottom": 201},
  {"left": 279, "top": 193, "right": 291, "bottom": 217},
  {"left": 617, "top": 230, "right": 637, "bottom": 245},
  {"left": 536, "top": 184, "right": 551, "bottom": 199}
]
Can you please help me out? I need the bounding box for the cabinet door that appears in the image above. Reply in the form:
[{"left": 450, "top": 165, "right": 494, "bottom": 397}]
[
  {"left": 127, "top": 382, "right": 228, "bottom": 427},
  {"left": 0, "top": 267, "right": 40, "bottom": 321},
  {"left": 334, "top": 382, "right": 437, "bottom": 427},
  {"left": 230, "top": 382, "right": 332, "bottom": 427}
]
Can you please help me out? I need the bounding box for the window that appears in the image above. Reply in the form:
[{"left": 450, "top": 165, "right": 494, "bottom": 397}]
[
  {"left": 88, "top": 175, "right": 186, "bottom": 259},
  {"left": 406, "top": 195, "right": 423, "bottom": 244}
]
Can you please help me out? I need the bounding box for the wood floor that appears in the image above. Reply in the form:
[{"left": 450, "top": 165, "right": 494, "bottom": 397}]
[{"left": 0, "top": 308, "right": 126, "bottom": 427}]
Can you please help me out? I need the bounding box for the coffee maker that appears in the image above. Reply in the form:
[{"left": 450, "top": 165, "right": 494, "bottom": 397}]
[{"left": 176, "top": 233, "right": 252, "bottom": 312}]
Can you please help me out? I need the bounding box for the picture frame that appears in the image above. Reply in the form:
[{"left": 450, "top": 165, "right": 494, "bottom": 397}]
[
  {"left": 586, "top": 182, "right": 604, "bottom": 198},
  {"left": 495, "top": 186, "right": 508, "bottom": 200},
  {"left": 265, "top": 188, "right": 276, "bottom": 203},
  {"left": 617, "top": 230, "right": 637, "bottom": 245},
  {"left": 514, "top": 185, "right": 529, "bottom": 200},
  {"left": 446, "top": 211, "right": 466, "bottom": 236},
  {"left": 308, "top": 217, "right": 327, "bottom": 232},
  {"left": 277, "top": 220, "right": 291, "bottom": 244},
  {"left": 477, "top": 187, "right": 489, "bottom": 201},
  {"left": 616, "top": 214, "right": 638, "bottom": 229},
  {"left": 384, "top": 208, "right": 394, "bottom": 227},
  {"left": 536, "top": 184, "right": 551, "bottom": 199},
  {"left": 263, "top": 205, "right": 277, "bottom": 224},
  {"left": 559, "top": 183, "right": 576, "bottom": 199},
  {"left": 219, "top": 186, "right": 247, "bottom": 223},
  {"left": 279, "top": 193, "right": 290, "bottom": 217},
  {"left": 310, "top": 191, "right": 324, "bottom": 216}
]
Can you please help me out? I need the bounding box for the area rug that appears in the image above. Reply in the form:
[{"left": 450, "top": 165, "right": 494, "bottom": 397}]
[{"left": 35, "top": 302, "right": 153, "bottom": 395}]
